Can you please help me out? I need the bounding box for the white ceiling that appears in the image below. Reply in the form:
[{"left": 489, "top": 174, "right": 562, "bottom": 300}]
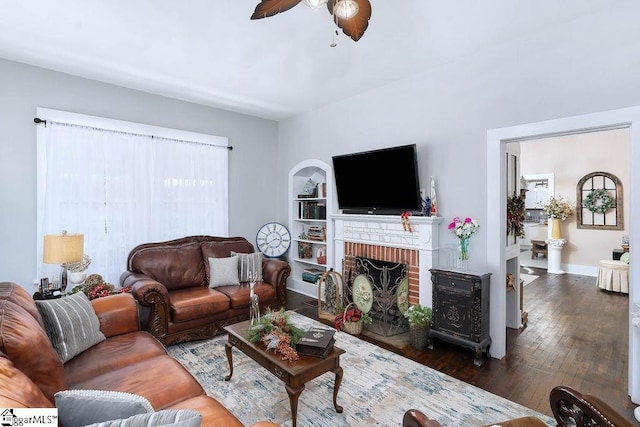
[{"left": 0, "top": 0, "right": 614, "bottom": 121}]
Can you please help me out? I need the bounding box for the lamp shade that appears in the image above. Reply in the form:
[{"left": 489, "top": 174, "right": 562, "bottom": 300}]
[
  {"left": 304, "top": 0, "right": 328, "bottom": 8},
  {"left": 43, "top": 233, "right": 84, "bottom": 264},
  {"left": 333, "top": 0, "right": 359, "bottom": 19}
]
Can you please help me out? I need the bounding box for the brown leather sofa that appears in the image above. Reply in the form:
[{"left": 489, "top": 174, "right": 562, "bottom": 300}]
[
  {"left": 120, "top": 235, "right": 290, "bottom": 346},
  {"left": 0, "top": 282, "right": 278, "bottom": 426}
]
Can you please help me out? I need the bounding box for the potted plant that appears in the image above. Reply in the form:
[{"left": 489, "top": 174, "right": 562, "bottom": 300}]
[{"left": 404, "top": 304, "right": 432, "bottom": 350}]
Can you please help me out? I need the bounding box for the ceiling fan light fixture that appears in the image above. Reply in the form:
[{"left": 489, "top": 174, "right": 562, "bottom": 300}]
[
  {"left": 333, "top": 0, "right": 359, "bottom": 19},
  {"left": 304, "top": 0, "right": 328, "bottom": 9}
]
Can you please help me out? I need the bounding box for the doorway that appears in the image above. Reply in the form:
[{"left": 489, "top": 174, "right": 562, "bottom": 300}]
[{"left": 486, "top": 106, "right": 640, "bottom": 405}]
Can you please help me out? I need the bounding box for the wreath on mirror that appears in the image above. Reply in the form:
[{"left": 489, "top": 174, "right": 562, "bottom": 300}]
[{"left": 583, "top": 188, "right": 615, "bottom": 214}]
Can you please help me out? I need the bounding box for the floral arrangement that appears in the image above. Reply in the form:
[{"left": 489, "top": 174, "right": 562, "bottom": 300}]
[
  {"left": 334, "top": 303, "right": 372, "bottom": 331},
  {"left": 246, "top": 308, "right": 305, "bottom": 363},
  {"left": 583, "top": 188, "right": 614, "bottom": 214},
  {"left": 68, "top": 273, "right": 132, "bottom": 300},
  {"left": 506, "top": 192, "right": 526, "bottom": 238},
  {"left": 448, "top": 217, "right": 480, "bottom": 239},
  {"left": 403, "top": 304, "right": 432, "bottom": 328},
  {"left": 542, "top": 197, "right": 574, "bottom": 220},
  {"left": 63, "top": 254, "right": 91, "bottom": 272}
]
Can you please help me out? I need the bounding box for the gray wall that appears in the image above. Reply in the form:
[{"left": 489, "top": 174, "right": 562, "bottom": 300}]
[
  {"left": 0, "top": 58, "right": 279, "bottom": 288},
  {"left": 277, "top": 1, "right": 640, "bottom": 272}
]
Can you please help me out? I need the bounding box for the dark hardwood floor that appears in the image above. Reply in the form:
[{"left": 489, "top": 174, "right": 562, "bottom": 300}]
[{"left": 286, "top": 267, "right": 636, "bottom": 422}]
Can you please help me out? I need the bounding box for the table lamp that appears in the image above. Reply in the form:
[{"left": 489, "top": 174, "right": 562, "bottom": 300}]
[{"left": 43, "top": 231, "right": 84, "bottom": 293}]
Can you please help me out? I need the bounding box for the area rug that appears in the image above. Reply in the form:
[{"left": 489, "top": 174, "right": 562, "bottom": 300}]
[
  {"left": 520, "top": 273, "right": 540, "bottom": 287},
  {"left": 167, "top": 312, "right": 555, "bottom": 427}
]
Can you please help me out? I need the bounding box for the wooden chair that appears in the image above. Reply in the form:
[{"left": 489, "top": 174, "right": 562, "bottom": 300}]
[{"left": 550, "top": 385, "right": 635, "bottom": 427}]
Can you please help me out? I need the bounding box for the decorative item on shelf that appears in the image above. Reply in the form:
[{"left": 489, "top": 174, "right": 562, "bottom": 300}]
[
  {"left": 302, "top": 267, "right": 324, "bottom": 284},
  {"left": 403, "top": 304, "right": 432, "bottom": 350},
  {"left": 423, "top": 196, "right": 431, "bottom": 216},
  {"left": 246, "top": 308, "right": 305, "bottom": 363},
  {"left": 318, "top": 269, "right": 342, "bottom": 321},
  {"left": 316, "top": 182, "right": 327, "bottom": 198},
  {"left": 448, "top": 216, "right": 480, "bottom": 262},
  {"left": 43, "top": 230, "right": 84, "bottom": 294},
  {"left": 583, "top": 188, "right": 615, "bottom": 214},
  {"left": 316, "top": 247, "right": 326, "bottom": 264},
  {"left": 298, "top": 178, "right": 317, "bottom": 198},
  {"left": 542, "top": 196, "right": 574, "bottom": 239},
  {"left": 506, "top": 273, "right": 516, "bottom": 291},
  {"left": 401, "top": 211, "right": 413, "bottom": 233},
  {"left": 429, "top": 176, "right": 438, "bottom": 216},
  {"left": 622, "top": 235, "right": 630, "bottom": 253},
  {"left": 506, "top": 192, "right": 526, "bottom": 238},
  {"left": 334, "top": 303, "right": 371, "bottom": 335},
  {"left": 307, "top": 225, "right": 326, "bottom": 241},
  {"left": 249, "top": 272, "right": 260, "bottom": 326},
  {"left": 298, "top": 241, "right": 313, "bottom": 259}
]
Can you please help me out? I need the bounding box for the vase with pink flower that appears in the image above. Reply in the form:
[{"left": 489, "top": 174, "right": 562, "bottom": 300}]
[{"left": 448, "top": 216, "right": 480, "bottom": 264}]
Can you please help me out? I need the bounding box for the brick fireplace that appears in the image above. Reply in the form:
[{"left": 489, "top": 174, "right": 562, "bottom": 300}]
[{"left": 332, "top": 214, "right": 442, "bottom": 307}]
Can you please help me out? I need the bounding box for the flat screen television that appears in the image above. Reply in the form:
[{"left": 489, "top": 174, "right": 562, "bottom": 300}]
[{"left": 332, "top": 144, "right": 423, "bottom": 214}]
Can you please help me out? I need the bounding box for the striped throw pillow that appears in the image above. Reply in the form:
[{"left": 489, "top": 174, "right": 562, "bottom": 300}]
[
  {"left": 231, "top": 251, "right": 263, "bottom": 282},
  {"left": 36, "top": 291, "right": 106, "bottom": 363}
]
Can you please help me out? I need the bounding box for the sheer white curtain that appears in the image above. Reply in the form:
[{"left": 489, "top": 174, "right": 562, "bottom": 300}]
[{"left": 39, "top": 121, "right": 228, "bottom": 284}]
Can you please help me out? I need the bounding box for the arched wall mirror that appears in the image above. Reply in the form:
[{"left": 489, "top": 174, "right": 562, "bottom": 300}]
[{"left": 576, "top": 171, "right": 623, "bottom": 230}]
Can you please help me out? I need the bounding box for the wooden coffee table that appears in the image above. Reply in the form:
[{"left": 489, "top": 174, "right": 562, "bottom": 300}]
[{"left": 224, "top": 320, "right": 345, "bottom": 427}]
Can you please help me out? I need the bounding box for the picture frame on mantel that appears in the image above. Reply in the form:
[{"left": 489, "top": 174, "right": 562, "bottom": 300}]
[{"left": 576, "top": 171, "right": 623, "bottom": 230}]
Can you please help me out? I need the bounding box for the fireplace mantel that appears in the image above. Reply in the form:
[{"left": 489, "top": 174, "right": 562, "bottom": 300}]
[{"left": 332, "top": 213, "right": 442, "bottom": 306}]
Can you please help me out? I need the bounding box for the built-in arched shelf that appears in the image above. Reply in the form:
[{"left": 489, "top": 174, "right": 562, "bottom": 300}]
[{"left": 576, "top": 171, "right": 623, "bottom": 230}]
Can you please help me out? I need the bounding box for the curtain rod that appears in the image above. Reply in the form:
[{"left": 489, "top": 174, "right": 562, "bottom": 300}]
[{"left": 33, "top": 117, "right": 233, "bottom": 150}]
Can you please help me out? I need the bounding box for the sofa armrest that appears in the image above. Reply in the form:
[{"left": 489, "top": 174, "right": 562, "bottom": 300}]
[
  {"left": 91, "top": 293, "right": 140, "bottom": 337},
  {"left": 262, "top": 259, "right": 291, "bottom": 308},
  {"left": 120, "top": 271, "right": 171, "bottom": 345}
]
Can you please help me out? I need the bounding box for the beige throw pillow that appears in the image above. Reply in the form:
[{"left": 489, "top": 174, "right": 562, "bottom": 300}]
[{"left": 208, "top": 256, "right": 240, "bottom": 288}]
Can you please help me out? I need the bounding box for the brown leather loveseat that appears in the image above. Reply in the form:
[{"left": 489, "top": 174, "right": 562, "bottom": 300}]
[
  {"left": 120, "top": 235, "right": 290, "bottom": 346},
  {"left": 0, "top": 282, "right": 277, "bottom": 426}
]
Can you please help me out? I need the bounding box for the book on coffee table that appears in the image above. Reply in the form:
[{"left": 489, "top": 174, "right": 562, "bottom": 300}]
[{"left": 296, "top": 328, "right": 336, "bottom": 358}]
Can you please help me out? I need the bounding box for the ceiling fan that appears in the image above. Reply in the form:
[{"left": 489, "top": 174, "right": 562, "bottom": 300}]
[{"left": 251, "top": 0, "right": 372, "bottom": 42}]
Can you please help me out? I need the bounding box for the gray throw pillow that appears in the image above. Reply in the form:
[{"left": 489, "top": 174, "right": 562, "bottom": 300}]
[
  {"left": 208, "top": 256, "right": 239, "bottom": 288},
  {"left": 36, "top": 291, "right": 106, "bottom": 363},
  {"left": 231, "top": 251, "right": 263, "bottom": 282},
  {"left": 85, "top": 409, "right": 202, "bottom": 427},
  {"left": 55, "top": 389, "right": 154, "bottom": 426}
]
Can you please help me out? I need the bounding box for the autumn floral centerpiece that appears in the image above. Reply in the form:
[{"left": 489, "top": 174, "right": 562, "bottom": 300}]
[
  {"left": 448, "top": 216, "right": 480, "bottom": 261},
  {"left": 68, "top": 273, "right": 132, "bottom": 300},
  {"left": 246, "top": 309, "right": 305, "bottom": 363},
  {"left": 543, "top": 196, "right": 574, "bottom": 239},
  {"left": 542, "top": 197, "right": 574, "bottom": 220}
]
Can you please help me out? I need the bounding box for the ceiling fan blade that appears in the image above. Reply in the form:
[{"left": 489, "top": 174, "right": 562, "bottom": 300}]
[
  {"left": 327, "top": 0, "right": 371, "bottom": 41},
  {"left": 251, "top": 0, "right": 303, "bottom": 20}
]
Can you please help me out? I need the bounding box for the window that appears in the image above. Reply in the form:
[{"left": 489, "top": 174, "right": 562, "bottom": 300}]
[{"left": 37, "top": 108, "right": 229, "bottom": 284}]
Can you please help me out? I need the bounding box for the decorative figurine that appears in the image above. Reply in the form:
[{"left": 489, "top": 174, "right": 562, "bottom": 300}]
[
  {"left": 249, "top": 272, "right": 260, "bottom": 326},
  {"left": 430, "top": 177, "right": 438, "bottom": 217}
]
